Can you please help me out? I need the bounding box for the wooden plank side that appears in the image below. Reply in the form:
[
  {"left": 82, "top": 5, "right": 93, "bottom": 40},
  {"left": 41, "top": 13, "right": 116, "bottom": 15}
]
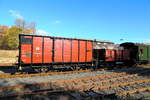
[
  {"left": 54, "top": 39, "right": 63, "bottom": 62},
  {"left": 63, "top": 40, "right": 71, "bottom": 62},
  {"left": 32, "top": 37, "right": 43, "bottom": 63},
  {"left": 72, "top": 40, "right": 79, "bottom": 62},
  {"left": 79, "top": 41, "right": 86, "bottom": 62},
  {"left": 44, "top": 38, "right": 53, "bottom": 63},
  {"left": 86, "top": 41, "right": 93, "bottom": 62}
]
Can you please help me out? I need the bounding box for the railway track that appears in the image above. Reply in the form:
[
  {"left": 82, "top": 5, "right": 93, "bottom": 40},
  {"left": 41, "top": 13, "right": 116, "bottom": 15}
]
[
  {"left": 0, "top": 65, "right": 149, "bottom": 98},
  {"left": 92, "top": 79, "right": 150, "bottom": 91},
  {"left": 0, "top": 69, "right": 93, "bottom": 78},
  {"left": 0, "top": 69, "right": 149, "bottom": 97},
  {"left": 0, "top": 66, "right": 132, "bottom": 79},
  {"left": 53, "top": 69, "right": 150, "bottom": 91},
  {"left": 117, "top": 87, "right": 150, "bottom": 97},
  {"left": 0, "top": 72, "right": 127, "bottom": 91},
  {"left": 0, "top": 65, "right": 148, "bottom": 79}
]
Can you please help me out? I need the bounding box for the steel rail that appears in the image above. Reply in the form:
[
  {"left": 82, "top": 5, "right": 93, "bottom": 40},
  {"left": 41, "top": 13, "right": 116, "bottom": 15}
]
[
  {"left": 0, "top": 69, "right": 92, "bottom": 78},
  {"left": 117, "top": 87, "right": 150, "bottom": 96},
  {"left": 0, "top": 72, "right": 149, "bottom": 97},
  {"left": 92, "top": 79, "right": 150, "bottom": 90},
  {"left": 71, "top": 74, "right": 138, "bottom": 91}
]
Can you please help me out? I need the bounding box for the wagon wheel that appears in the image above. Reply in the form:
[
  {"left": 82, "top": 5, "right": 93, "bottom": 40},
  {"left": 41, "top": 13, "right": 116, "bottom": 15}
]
[
  {"left": 33, "top": 67, "right": 49, "bottom": 73},
  {"left": 40, "top": 67, "right": 49, "bottom": 73},
  {"left": 33, "top": 68, "right": 41, "bottom": 73},
  {"left": 71, "top": 65, "right": 79, "bottom": 71}
]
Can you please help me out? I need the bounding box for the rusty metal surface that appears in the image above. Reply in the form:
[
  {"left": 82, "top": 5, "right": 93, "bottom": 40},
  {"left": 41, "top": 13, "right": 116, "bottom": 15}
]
[
  {"left": 117, "top": 87, "right": 150, "bottom": 96},
  {"left": 0, "top": 71, "right": 149, "bottom": 95},
  {"left": 0, "top": 69, "right": 92, "bottom": 78},
  {"left": 0, "top": 66, "right": 149, "bottom": 98}
]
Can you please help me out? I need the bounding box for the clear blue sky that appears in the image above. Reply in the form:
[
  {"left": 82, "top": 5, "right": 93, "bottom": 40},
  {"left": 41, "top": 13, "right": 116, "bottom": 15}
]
[{"left": 0, "top": 0, "right": 150, "bottom": 43}]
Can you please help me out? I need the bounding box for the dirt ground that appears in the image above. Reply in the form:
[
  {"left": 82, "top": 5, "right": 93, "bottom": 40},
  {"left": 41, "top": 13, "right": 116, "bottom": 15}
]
[{"left": 0, "top": 50, "right": 18, "bottom": 64}]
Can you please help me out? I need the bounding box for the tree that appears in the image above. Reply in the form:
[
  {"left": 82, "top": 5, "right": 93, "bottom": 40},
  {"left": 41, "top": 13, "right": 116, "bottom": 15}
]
[
  {"left": 0, "top": 25, "right": 9, "bottom": 34},
  {"left": 25, "top": 22, "right": 36, "bottom": 34},
  {"left": 2, "top": 26, "right": 23, "bottom": 49},
  {"left": 0, "top": 25, "right": 9, "bottom": 49},
  {"left": 15, "top": 18, "right": 36, "bottom": 34},
  {"left": 0, "top": 18, "right": 37, "bottom": 50}
]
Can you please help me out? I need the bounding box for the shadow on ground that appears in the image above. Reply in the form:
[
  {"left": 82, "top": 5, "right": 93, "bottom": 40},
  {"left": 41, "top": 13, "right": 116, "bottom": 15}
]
[
  {"left": 0, "top": 65, "right": 149, "bottom": 100},
  {"left": 110, "top": 65, "right": 150, "bottom": 77},
  {"left": 0, "top": 90, "right": 118, "bottom": 100}
]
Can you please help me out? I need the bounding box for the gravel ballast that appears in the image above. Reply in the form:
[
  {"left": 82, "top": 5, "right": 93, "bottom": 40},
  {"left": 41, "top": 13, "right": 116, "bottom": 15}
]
[{"left": 0, "top": 66, "right": 149, "bottom": 99}]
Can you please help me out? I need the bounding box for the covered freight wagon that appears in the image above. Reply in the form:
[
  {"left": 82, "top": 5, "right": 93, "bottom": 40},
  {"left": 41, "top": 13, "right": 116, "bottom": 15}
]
[
  {"left": 18, "top": 34, "right": 93, "bottom": 72},
  {"left": 120, "top": 42, "right": 150, "bottom": 64},
  {"left": 93, "top": 44, "right": 131, "bottom": 68}
]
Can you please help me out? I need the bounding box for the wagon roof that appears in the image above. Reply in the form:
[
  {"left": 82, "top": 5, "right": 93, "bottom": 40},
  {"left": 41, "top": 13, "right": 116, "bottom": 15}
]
[
  {"left": 19, "top": 33, "right": 113, "bottom": 43},
  {"left": 121, "top": 42, "right": 150, "bottom": 46}
]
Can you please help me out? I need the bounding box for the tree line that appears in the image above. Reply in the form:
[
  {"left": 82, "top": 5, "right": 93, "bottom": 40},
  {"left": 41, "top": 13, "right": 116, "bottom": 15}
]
[{"left": 0, "top": 18, "right": 36, "bottom": 50}]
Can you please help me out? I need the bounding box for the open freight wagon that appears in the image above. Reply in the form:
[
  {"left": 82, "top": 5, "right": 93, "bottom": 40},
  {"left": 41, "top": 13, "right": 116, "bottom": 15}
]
[{"left": 18, "top": 34, "right": 93, "bottom": 72}]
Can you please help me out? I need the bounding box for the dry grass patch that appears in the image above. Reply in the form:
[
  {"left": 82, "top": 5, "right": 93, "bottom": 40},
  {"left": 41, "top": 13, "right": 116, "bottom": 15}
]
[{"left": 0, "top": 50, "right": 18, "bottom": 63}]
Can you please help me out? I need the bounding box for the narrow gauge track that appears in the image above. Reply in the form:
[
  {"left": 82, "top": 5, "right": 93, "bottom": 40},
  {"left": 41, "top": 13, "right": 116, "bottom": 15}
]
[
  {"left": 117, "top": 87, "right": 150, "bottom": 97},
  {"left": 0, "top": 66, "right": 133, "bottom": 79},
  {"left": 92, "top": 79, "right": 150, "bottom": 91},
  {"left": 0, "top": 72, "right": 128, "bottom": 90},
  {"left": 0, "top": 69, "right": 93, "bottom": 78},
  {"left": 0, "top": 65, "right": 148, "bottom": 79},
  {"left": 53, "top": 69, "right": 150, "bottom": 91},
  {"left": 0, "top": 68, "right": 149, "bottom": 97}
]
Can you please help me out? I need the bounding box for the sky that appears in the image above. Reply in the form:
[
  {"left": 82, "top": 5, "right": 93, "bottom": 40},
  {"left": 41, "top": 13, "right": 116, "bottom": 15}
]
[{"left": 0, "top": 0, "right": 150, "bottom": 43}]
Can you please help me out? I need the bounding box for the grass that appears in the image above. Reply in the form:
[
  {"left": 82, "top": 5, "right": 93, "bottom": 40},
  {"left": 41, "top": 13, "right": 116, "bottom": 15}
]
[
  {"left": 0, "top": 50, "right": 18, "bottom": 63},
  {"left": 0, "top": 50, "right": 18, "bottom": 58}
]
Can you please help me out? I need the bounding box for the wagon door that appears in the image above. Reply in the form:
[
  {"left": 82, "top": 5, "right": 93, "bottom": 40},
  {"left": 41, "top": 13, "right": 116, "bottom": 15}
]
[
  {"left": 138, "top": 45, "right": 148, "bottom": 61},
  {"left": 148, "top": 46, "right": 150, "bottom": 61},
  {"left": 115, "top": 50, "right": 123, "bottom": 61},
  {"left": 20, "top": 35, "right": 32, "bottom": 64},
  {"left": 123, "top": 49, "right": 130, "bottom": 60},
  {"left": 86, "top": 41, "right": 93, "bottom": 62}
]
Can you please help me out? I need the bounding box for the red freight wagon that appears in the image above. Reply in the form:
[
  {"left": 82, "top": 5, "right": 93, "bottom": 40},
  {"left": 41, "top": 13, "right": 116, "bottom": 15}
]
[
  {"left": 115, "top": 49, "right": 131, "bottom": 66},
  {"left": 115, "top": 50, "right": 123, "bottom": 61},
  {"left": 18, "top": 34, "right": 93, "bottom": 72},
  {"left": 122, "top": 49, "right": 130, "bottom": 60},
  {"left": 93, "top": 49, "right": 116, "bottom": 68},
  {"left": 115, "top": 49, "right": 130, "bottom": 61},
  {"left": 105, "top": 49, "right": 115, "bottom": 61},
  {"left": 96, "top": 49, "right": 115, "bottom": 61}
]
